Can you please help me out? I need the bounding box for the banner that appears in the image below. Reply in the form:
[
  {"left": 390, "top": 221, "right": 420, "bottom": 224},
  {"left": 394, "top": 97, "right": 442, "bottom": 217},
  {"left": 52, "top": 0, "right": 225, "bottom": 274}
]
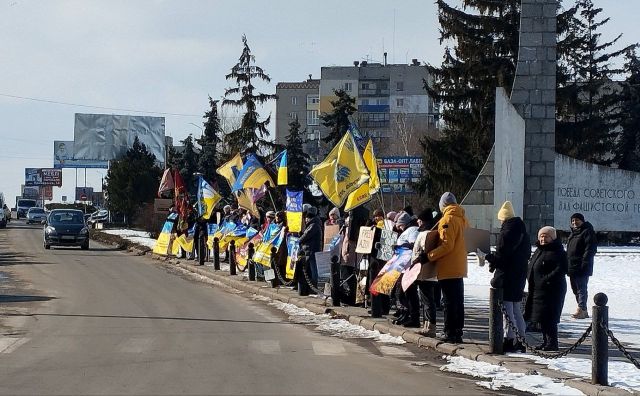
[
  {"left": 25, "top": 168, "right": 62, "bottom": 187},
  {"left": 285, "top": 190, "right": 303, "bottom": 233},
  {"left": 236, "top": 233, "right": 262, "bottom": 270},
  {"left": 53, "top": 141, "right": 108, "bottom": 169},
  {"left": 286, "top": 235, "right": 300, "bottom": 280},
  {"left": 376, "top": 229, "right": 398, "bottom": 261},
  {"left": 153, "top": 213, "right": 178, "bottom": 256},
  {"left": 253, "top": 224, "right": 283, "bottom": 267},
  {"left": 369, "top": 248, "right": 413, "bottom": 296}
]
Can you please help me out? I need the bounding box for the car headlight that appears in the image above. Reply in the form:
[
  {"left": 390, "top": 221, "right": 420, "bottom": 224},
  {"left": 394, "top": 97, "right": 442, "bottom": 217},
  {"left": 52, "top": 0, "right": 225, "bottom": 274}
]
[
  {"left": 45, "top": 226, "right": 57, "bottom": 235},
  {"left": 80, "top": 228, "right": 89, "bottom": 235}
]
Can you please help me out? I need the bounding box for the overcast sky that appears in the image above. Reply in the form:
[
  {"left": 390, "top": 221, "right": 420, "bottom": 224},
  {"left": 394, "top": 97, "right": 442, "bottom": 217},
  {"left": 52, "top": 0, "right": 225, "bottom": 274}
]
[{"left": 0, "top": 0, "right": 636, "bottom": 207}]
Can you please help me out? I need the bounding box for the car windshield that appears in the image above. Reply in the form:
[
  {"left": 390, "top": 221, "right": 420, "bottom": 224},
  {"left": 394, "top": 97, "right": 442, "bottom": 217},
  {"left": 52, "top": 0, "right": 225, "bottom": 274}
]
[
  {"left": 29, "top": 208, "right": 44, "bottom": 214},
  {"left": 49, "top": 212, "right": 84, "bottom": 225},
  {"left": 18, "top": 200, "right": 37, "bottom": 208}
]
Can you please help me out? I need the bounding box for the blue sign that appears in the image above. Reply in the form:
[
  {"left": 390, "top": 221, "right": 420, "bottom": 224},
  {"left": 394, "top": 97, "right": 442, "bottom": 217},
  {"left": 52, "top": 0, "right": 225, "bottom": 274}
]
[{"left": 377, "top": 156, "right": 423, "bottom": 195}]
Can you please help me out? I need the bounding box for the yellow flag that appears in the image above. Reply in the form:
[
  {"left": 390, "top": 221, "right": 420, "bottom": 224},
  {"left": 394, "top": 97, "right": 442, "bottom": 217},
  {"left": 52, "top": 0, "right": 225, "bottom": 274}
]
[
  {"left": 310, "top": 132, "right": 369, "bottom": 207},
  {"left": 216, "top": 153, "right": 243, "bottom": 187},
  {"left": 344, "top": 139, "right": 380, "bottom": 211}
]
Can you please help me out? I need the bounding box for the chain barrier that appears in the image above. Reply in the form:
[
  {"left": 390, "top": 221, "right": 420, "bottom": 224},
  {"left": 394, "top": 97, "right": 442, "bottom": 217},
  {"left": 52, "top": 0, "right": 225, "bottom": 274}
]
[
  {"left": 301, "top": 257, "right": 328, "bottom": 298},
  {"left": 600, "top": 322, "right": 640, "bottom": 369},
  {"left": 272, "top": 259, "right": 295, "bottom": 287},
  {"left": 499, "top": 302, "right": 592, "bottom": 359}
]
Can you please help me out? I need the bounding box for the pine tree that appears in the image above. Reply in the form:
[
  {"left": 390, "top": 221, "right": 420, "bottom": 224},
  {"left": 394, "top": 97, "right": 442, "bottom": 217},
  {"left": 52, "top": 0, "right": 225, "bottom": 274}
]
[
  {"left": 320, "top": 89, "right": 357, "bottom": 147},
  {"left": 222, "top": 35, "right": 277, "bottom": 156},
  {"left": 556, "top": 0, "right": 634, "bottom": 165},
  {"left": 196, "top": 97, "right": 222, "bottom": 184},
  {"left": 417, "top": 0, "right": 520, "bottom": 204},
  {"left": 177, "top": 135, "right": 200, "bottom": 197},
  {"left": 105, "top": 137, "right": 161, "bottom": 224},
  {"left": 615, "top": 49, "right": 640, "bottom": 172},
  {"left": 284, "top": 119, "right": 311, "bottom": 191}
]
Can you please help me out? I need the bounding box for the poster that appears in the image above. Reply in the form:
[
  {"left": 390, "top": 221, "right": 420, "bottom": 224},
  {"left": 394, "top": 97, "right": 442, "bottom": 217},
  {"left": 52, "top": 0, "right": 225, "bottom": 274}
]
[
  {"left": 376, "top": 157, "right": 423, "bottom": 195},
  {"left": 323, "top": 224, "right": 340, "bottom": 249},
  {"left": 369, "top": 248, "right": 413, "bottom": 296},
  {"left": 376, "top": 229, "right": 398, "bottom": 261},
  {"left": 355, "top": 226, "right": 375, "bottom": 254}
]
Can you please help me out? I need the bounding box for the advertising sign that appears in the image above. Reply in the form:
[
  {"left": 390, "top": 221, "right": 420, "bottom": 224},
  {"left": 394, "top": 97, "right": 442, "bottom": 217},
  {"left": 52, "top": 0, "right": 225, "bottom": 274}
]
[
  {"left": 40, "top": 186, "right": 53, "bottom": 201},
  {"left": 53, "top": 141, "right": 108, "bottom": 169},
  {"left": 75, "top": 187, "right": 94, "bottom": 202},
  {"left": 377, "top": 157, "right": 422, "bottom": 194},
  {"left": 25, "top": 168, "right": 62, "bottom": 187},
  {"left": 22, "top": 185, "right": 39, "bottom": 199}
]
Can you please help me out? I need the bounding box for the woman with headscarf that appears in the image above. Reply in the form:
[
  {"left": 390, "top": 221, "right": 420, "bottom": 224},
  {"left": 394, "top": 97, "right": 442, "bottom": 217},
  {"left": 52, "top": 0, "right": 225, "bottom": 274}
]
[
  {"left": 524, "top": 226, "right": 568, "bottom": 351},
  {"left": 325, "top": 207, "right": 343, "bottom": 227}
]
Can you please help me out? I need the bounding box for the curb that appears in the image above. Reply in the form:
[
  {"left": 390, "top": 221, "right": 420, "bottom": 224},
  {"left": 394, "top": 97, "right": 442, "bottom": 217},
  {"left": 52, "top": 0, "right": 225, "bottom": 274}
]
[{"left": 97, "top": 235, "right": 635, "bottom": 396}]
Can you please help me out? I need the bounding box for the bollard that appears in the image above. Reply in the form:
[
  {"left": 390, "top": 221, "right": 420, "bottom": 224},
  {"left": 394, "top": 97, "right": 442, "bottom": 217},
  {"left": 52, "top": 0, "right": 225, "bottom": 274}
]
[
  {"left": 229, "top": 240, "right": 237, "bottom": 276},
  {"left": 198, "top": 234, "right": 206, "bottom": 266},
  {"left": 269, "top": 247, "right": 278, "bottom": 288},
  {"left": 489, "top": 286, "right": 504, "bottom": 354},
  {"left": 248, "top": 243, "right": 256, "bottom": 281},
  {"left": 592, "top": 293, "right": 609, "bottom": 386},
  {"left": 297, "top": 253, "right": 310, "bottom": 296},
  {"left": 213, "top": 237, "right": 220, "bottom": 270},
  {"left": 330, "top": 255, "right": 341, "bottom": 307}
]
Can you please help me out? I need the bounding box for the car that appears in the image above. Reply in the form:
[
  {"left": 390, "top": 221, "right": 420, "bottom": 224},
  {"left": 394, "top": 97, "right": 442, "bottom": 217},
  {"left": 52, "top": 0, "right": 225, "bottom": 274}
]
[
  {"left": 87, "top": 209, "right": 109, "bottom": 226},
  {"left": 0, "top": 209, "right": 6, "bottom": 229},
  {"left": 3, "top": 205, "right": 10, "bottom": 223},
  {"left": 16, "top": 199, "right": 37, "bottom": 219},
  {"left": 26, "top": 207, "right": 47, "bottom": 224},
  {"left": 43, "top": 209, "right": 89, "bottom": 250}
]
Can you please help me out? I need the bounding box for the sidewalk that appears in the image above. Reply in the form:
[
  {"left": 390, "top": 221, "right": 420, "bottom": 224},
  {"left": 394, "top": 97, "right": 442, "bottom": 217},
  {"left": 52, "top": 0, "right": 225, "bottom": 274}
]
[{"left": 152, "top": 254, "right": 635, "bottom": 396}]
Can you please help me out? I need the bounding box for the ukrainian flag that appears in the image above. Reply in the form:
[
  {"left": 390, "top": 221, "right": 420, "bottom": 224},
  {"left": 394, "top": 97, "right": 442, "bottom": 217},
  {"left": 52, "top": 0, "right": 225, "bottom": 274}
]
[
  {"left": 310, "top": 131, "right": 369, "bottom": 207},
  {"left": 285, "top": 190, "right": 303, "bottom": 233},
  {"left": 216, "top": 153, "right": 243, "bottom": 187},
  {"left": 276, "top": 150, "right": 288, "bottom": 185},
  {"left": 197, "top": 176, "right": 221, "bottom": 220},
  {"left": 345, "top": 139, "right": 381, "bottom": 211},
  {"left": 232, "top": 154, "right": 274, "bottom": 192},
  {"left": 152, "top": 213, "right": 178, "bottom": 256}
]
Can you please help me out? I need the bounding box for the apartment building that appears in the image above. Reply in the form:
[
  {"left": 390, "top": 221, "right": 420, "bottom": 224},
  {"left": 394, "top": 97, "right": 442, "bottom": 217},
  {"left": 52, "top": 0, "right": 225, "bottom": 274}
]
[{"left": 274, "top": 78, "right": 321, "bottom": 157}]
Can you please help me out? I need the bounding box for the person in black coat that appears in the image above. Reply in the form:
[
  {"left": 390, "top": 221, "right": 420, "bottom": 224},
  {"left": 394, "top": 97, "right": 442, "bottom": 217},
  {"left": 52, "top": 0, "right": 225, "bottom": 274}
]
[
  {"left": 485, "top": 201, "right": 530, "bottom": 352},
  {"left": 524, "top": 226, "right": 568, "bottom": 351},
  {"left": 298, "top": 206, "right": 322, "bottom": 286},
  {"left": 566, "top": 212, "right": 597, "bottom": 319}
]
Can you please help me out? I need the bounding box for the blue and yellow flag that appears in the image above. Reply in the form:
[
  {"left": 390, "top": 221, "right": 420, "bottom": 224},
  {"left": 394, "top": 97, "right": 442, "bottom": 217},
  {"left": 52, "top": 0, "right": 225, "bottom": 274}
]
[
  {"left": 232, "top": 154, "right": 274, "bottom": 192},
  {"left": 309, "top": 131, "right": 369, "bottom": 208},
  {"left": 216, "top": 153, "right": 243, "bottom": 188},
  {"left": 285, "top": 190, "right": 303, "bottom": 233},
  {"left": 197, "top": 176, "right": 221, "bottom": 220},
  {"left": 344, "top": 139, "right": 381, "bottom": 212},
  {"left": 153, "top": 213, "right": 178, "bottom": 256},
  {"left": 253, "top": 224, "right": 284, "bottom": 267},
  {"left": 276, "top": 150, "right": 288, "bottom": 185},
  {"left": 286, "top": 235, "right": 300, "bottom": 280}
]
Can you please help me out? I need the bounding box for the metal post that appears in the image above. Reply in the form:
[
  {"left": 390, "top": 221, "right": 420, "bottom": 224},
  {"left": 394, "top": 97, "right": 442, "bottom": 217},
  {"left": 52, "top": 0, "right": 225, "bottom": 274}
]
[
  {"left": 592, "top": 293, "right": 608, "bottom": 386},
  {"left": 330, "top": 255, "right": 341, "bottom": 307},
  {"left": 248, "top": 243, "right": 256, "bottom": 281},
  {"left": 229, "top": 240, "right": 237, "bottom": 276},
  {"left": 489, "top": 287, "right": 504, "bottom": 354},
  {"left": 297, "top": 253, "right": 310, "bottom": 296},
  {"left": 270, "top": 247, "right": 278, "bottom": 288},
  {"left": 213, "top": 237, "right": 220, "bottom": 270}
]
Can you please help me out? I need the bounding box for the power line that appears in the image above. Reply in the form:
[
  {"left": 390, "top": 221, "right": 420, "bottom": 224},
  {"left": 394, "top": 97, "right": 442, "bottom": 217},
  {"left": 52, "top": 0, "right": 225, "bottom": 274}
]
[{"left": 0, "top": 92, "right": 202, "bottom": 117}]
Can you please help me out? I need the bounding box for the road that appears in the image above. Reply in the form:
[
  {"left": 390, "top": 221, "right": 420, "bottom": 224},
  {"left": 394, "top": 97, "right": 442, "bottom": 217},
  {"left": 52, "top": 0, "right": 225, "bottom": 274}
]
[{"left": 0, "top": 221, "right": 522, "bottom": 395}]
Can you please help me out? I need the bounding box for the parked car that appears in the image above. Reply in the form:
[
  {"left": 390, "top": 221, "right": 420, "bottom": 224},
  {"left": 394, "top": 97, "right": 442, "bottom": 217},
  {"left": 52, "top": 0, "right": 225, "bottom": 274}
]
[
  {"left": 43, "top": 209, "right": 89, "bottom": 250},
  {"left": 16, "top": 199, "right": 37, "bottom": 219},
  {"left": 26, "top": 207, "right": 47, "bottom": 224},
  {"left": 0, "top": 209, "right": 6, "bottom": 228},
  {"left": 87, "top": 209, "right": 109, "bottom": 226}
]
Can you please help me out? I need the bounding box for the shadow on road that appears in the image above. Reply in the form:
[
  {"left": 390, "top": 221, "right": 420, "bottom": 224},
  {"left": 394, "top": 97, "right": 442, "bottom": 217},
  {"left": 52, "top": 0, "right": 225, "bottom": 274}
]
[
  {"left": 0, "top": 295, "right": 56, "bottom": 303},
  {"left": 4, "top": 312, "right": 290, "bottom": 325}
]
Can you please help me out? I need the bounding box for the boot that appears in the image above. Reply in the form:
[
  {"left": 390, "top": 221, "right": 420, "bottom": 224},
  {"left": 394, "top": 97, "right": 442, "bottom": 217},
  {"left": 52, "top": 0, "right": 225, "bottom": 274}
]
[
  {"left": 503, "top": 338, "right": 516, "bottom": 353},
  {"left": 419, "top": 322, "right": 437, "bottom": 337},
  {"left": 535, "top": 333, "right": 548, "bottom": 350},
  {"left": 571, "top": 307, "right": 589, "bottom": 319},
  {"left": 514, "top": 340, "right": 526, "bottom": 353},
  {"left": 542, "top": 327, "right": 559, "bottom": 351}
]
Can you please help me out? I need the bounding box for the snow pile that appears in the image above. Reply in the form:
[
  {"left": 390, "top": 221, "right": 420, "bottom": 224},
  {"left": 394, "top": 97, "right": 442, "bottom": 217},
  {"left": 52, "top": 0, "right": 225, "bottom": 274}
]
[
  {"left": 441, "top": 356, "right": 584, "bottom": 395},
  {"left": 101, "top": 229, "right": 156, "bottom": 248}
]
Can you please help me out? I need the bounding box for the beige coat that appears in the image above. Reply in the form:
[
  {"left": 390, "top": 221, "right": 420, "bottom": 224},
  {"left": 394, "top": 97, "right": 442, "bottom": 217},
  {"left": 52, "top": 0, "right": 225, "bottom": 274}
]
[{"left": 412, "top": 230, "right": 439, "bottom": 281}]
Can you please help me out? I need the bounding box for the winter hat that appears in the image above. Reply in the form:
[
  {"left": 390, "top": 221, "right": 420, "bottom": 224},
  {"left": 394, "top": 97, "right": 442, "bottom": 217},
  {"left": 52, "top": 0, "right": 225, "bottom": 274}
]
[
  {"left": 439, "top": 192, "right": 457, "bottom": 212},
  {"left": 329, "top": 207, "right": 341, "bottom": 218},
  {"left": 538, "top": 226, "right": 557, "bottom": 240},
  {"left": 266, "top": 211, "right": 276, "bottom": 219},
  {"left": 386, "top": 211, "right": 397, "bottom": 221},
  {"left": 418, "top": 209, "right": 433, "bottom": 223},
  {"left": 570, "top": 212, "right": 585, "bottom": 222},
  {"left": 373, "top": 209, "right": 384, "bottom": 218},
  {"left": 302, "top": 203, "right": 312, "bottom": 214},
  {"left": 305, "top": 206, "right": 318, "bottom": 217},
  {"left": 497, "top": 201, "right": 516, "bottom": 221},
  {"left": 395, "top": 212, "right": 412, "bottom": 227}
]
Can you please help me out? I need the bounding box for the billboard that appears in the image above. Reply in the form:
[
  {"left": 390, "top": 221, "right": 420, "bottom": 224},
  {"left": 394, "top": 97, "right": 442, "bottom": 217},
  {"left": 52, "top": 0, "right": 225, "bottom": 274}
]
[
  {"left": 22, "top": 185, "right": 39, "bottom": 199},
  {"left": 377, "top": 157, "right": 423, "bottom": 195},
  {"left": 40, "top": 186, "right": 53, "bottom": 201},
  {"left": 73, "top": 114, "right": 165, "bottom": 163},
  {"left": 53, "top": 141, "right": 108, "bottom": 169},
  {"left": 75, "top": 187, "right": 94, "bottom": 202},
  {"left": 25, "top": 168, "right": 62, "bottom": 187}
]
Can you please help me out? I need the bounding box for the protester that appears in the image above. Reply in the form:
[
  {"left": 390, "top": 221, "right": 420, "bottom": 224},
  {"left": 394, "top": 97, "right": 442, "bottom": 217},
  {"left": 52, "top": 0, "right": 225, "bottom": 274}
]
[
  {"left": 410, "top": 209, "right": 439, "bottom": 336},
  {"left": 372, "top": 209, "right": 385, "bottom": 229},
  {"left": 391, "top": 212, "right": 420, "bottom": 326},
  {"left": 525, "top": 226, "right": 568, "bottom": 351},
  {"left": 262, "top": 211, "right": 276, "bottom": 232},
  {"left": 222, "top": 205, "right": 232, "bottom": 224},
  {"left": 340, "top": 206, "right": 370, "bottom": 305},
  {"left": 299, "top": 206, "right": 322, "bottom": 286},
  {"left": 483, "top": 201, "right": 530, "bottom": 352},
  {"left": 566, "top": 213, "right": 597, "bottom": 319},
  {"left": 325, "top": 207, "right": 343, "bottom": 227},
  {"left": 427, "top": 192, "right": 468, "bottom": 344}
]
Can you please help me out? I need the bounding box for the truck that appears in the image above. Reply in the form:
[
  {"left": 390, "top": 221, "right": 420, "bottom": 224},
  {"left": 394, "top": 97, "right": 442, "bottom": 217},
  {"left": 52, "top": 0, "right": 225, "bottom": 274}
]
[{"left": 16, "top": 198, "right": 38, "bottom": 219}]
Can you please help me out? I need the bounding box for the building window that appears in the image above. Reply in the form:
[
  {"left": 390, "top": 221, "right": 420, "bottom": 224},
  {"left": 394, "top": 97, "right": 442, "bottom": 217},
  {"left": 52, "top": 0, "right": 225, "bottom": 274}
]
[
  {"left": 307, "top": 110, "right": 319, "bottom": 126},
  {"left": 396, "top": 98, "right": 404, "bottom": 107},
  {"left": 376, "top": 98, "right": 388, "bottom": 105},
  {"left": 361, "top": 82, "right": 370, "bottom": 90},
  {"left": 361, "top": 99, "right": 370, "bottom": 105},
  {"left": 291, "top": 96, "right": 298, "bottom": 105},
  {"left": 289, "top": 112, "right": 298, "bottom": 120},
  {"left": 344, "top": 82, "right": 352, "bottom": 91},
  {"left": 307, "top": 95, "right": 319, "bottom": 105},
  {"left": 396, "top": 81, "right": 404, "bottom": 91}
]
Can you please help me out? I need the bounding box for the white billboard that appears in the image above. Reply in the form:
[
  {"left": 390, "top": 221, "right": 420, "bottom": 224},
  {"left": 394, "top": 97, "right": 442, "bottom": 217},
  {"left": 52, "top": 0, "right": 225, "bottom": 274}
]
[
  {"left": 54, "top": 141, "right": 108, "bottom": 169},
  {"left": 73, "top": 114, "right": 165, "bottom": 163}
]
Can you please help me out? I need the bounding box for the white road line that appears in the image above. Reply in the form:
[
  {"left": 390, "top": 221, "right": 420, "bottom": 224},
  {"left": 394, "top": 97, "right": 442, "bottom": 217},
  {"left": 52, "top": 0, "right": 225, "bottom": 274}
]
[
  {"left": 116, "top": 338, "right": 154, "bottom": 353},
  {"left": 378, "top": 345, "right": 415, "bottom": 357},
  {"left": 312, "top": 340, "right": 346, "bottom": 356},
  {"left": 249, "top": 340, "right": 281, "bottom": 355},
  {"left": 0, "top": 338, "right": 30, "bottom": 354}
]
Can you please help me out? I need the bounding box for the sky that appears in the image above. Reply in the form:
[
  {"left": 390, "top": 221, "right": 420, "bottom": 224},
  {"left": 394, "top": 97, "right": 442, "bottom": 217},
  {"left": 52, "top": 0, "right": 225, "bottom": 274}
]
[{"left": 0, "top": 0, "right": 637, "bottom": 207}]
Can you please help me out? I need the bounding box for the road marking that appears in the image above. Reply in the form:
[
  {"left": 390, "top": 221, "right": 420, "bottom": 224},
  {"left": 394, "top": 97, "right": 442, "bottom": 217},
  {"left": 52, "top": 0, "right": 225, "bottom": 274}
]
[
  {"left": 378, "top": 345, "right": 415, "bottom": 357},
  {"left": 0, "top": 338, "right": 30, "bottom": 354},
  {"left": 312, "top": 340, "right": 346, "bottom": 356},
  {"left": 117, "top": 338, "right": 154, "bottom": 353},
  {"left": 249, "top": 340, "right": 281, "bottom": 355}
]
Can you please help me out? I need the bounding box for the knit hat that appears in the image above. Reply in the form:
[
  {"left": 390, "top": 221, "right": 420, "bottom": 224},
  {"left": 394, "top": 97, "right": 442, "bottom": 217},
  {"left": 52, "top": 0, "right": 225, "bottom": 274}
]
[
  {"left": 395, "top": 212, "right": 412, "bottom": 227},
  {"left": 305, "top": 206, "right": 318, "bottom": 217},
  {"left": 329, "top": 207, "right": 340, "bottom": 218},
  {"left": 538, "top": 226, "right": 557, "bottom": 240},
  {"left": 386, "top": 211, "right": 397, "bottom": 221},
  {"left": 497, "top": 201, "right": 515, "bottom": 221},
  {"left": 302, "top": 203, "right": 312, "bottom": 214},
  {"left": 570, "top": 212, "right": 585, "bottom": 222},
  {"left": 439, "top": 192, "right": 457, "bottom": 212}
]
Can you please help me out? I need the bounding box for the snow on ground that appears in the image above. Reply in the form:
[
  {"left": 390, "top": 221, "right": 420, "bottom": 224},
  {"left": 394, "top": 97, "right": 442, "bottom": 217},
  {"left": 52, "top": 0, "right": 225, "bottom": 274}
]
[
  {"left": 101, "top": 229, "right": 156, "bottom": 249},
  {"left": 441, "top": 356, "right": 585, "bottom": 395}
]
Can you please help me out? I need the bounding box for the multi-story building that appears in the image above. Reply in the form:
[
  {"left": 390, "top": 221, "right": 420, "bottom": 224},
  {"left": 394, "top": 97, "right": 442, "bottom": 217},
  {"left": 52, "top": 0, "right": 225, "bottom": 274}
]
[{"left": 274, "top": 78, "right": 321, "bottom": 157}]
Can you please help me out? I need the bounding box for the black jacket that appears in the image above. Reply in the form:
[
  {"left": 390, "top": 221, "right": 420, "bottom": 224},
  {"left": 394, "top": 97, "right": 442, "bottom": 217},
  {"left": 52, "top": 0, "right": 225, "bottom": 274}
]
[
  {"left": 486, "top": 217, "right": 531, "bottom": 302},
  {"left": 299, "top": 215, "right": 323, "bottom": 255},
  {"left": 524, "top": 239, "right": 568, "bottom": 324},
  {"left": 566, "top": 221, "right": 597, "bottom": 277}
]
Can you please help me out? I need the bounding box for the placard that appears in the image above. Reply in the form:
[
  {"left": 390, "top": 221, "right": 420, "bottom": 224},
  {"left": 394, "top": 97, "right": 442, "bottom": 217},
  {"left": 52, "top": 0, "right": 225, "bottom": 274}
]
[
  {"left": 376, "top": 229, "right": 398, "bottom": 261},
  {"left": 323, "top": 224, "right": 340, "bottom": 248},
  {"left": 355, "top": 226, "right": 375, "bottom": 254}
]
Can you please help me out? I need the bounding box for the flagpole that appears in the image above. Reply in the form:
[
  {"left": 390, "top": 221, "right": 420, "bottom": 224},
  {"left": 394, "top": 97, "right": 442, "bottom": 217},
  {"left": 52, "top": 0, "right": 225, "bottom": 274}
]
[{"left": 267, "top": 189, "right": 277, "bottom": 211}]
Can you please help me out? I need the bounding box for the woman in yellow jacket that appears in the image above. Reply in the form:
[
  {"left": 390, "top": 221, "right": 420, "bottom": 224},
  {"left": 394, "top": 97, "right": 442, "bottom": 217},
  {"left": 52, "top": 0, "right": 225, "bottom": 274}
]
[{"left": 427, "top": 192, "right": 469, "bottom": 344}]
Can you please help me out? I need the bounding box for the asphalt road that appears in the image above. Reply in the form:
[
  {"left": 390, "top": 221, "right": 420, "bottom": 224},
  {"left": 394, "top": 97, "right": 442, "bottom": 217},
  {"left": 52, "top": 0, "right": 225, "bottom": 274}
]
[{"left": 0, "top": 220, "right": 522, "bottom": 395}]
